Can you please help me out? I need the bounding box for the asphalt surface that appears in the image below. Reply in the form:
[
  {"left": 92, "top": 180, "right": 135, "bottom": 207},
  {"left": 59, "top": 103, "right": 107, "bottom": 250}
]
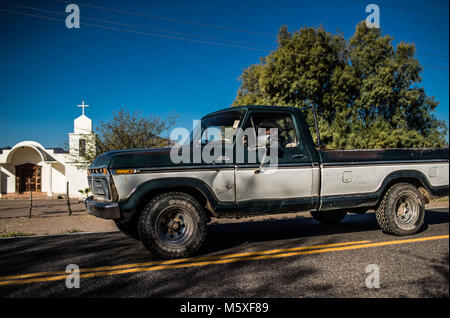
[{"left": 0, "top": 208, "right": 448, "bottom": 298}]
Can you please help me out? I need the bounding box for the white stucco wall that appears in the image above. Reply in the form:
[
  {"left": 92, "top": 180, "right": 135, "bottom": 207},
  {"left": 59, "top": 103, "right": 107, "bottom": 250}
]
[
  {"left": 51, "top": 163, "right": 66, "bottom": 195},
  {"left": 65, "top": 163, "right": 89, "bottom": 197},
  {"left": 0, "top": 165, "right": 15, "bottom": 194}
]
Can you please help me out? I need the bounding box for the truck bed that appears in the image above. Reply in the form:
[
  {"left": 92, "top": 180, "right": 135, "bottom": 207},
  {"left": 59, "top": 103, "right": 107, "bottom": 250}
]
[
  {"left": 317, "top": 147, "right": 449, "bottom": 211},
  {"left": 319, "top": 148, "right": 449, "bottom": 165}
]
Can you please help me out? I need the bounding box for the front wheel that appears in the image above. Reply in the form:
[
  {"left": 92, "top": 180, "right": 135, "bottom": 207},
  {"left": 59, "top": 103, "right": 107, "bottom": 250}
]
[
  {"left": 375, "top": 183, "right": 425, "bottom": 236},
  {"left": 310, "top": 210, "right": 347, "bottom": 224},
  {"left": 138, "top": 192, "right": 207, "bottom": 259}
]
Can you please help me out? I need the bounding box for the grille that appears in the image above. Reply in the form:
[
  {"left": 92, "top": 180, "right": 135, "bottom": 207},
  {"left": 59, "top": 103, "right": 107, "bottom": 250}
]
[{"left": 88, "top": 176, "right": 111, "bottom": 200}]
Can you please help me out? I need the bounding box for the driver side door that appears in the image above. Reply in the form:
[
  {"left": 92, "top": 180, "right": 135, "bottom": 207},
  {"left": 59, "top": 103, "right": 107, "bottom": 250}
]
[{"left": 234, "top": 110, "right": 316, "bottom": 214}]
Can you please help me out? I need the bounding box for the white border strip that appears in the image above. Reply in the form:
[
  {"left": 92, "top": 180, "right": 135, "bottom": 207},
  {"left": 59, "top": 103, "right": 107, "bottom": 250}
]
[{"left": 0, "top": 230, "right": 121, "bottom": 240}]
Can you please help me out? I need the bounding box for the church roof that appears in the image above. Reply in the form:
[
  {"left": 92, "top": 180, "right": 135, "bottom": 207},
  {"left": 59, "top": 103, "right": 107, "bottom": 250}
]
[
  {"left": 47, "top": 147, "right": 68, "bottom": 154},
  {"left": 0, "top": 147, "right": 11, "bottom": 154},
  {"left": 74, "top": 114, "right": 92, "bottom": 134},
  {"left": 1, "top": 146, "right": 67, "bottom": 154}
]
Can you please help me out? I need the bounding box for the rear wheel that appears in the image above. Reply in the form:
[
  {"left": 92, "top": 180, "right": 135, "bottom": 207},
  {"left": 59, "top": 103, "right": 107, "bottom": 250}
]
[
  {"left": 310, "top": 210, "right": 347, "bottom": 224},
  {"left": 375, "top": 183, "right": 425, "bottom": 236},
  {"left": 138, "top": 192, "right": 207, "bottom": 259}
]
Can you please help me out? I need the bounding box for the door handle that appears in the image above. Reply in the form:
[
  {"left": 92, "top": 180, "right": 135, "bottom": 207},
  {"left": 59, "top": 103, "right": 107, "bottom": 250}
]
[{"left": 293, "top": 154, "right": 305, "bottom": 159}]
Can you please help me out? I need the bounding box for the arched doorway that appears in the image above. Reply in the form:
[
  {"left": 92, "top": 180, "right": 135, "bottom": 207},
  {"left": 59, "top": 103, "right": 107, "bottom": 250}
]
[
  {"left": 15, "top": 163, "right": 42, "bottom": 193},
  {"left": 5, "top": 142, "right": 47, "bottom": 194}
]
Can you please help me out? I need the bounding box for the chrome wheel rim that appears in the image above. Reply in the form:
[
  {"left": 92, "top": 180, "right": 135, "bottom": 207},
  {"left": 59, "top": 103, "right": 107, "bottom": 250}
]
[
  {"left": 394, "top": 195, "right": 419, "bottom": 229},
  {"left": 156, "top": 208, "right": 193, "bottom": 245}
]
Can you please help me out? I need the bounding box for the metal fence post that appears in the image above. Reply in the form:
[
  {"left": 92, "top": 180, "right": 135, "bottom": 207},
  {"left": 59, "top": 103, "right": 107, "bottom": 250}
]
[
  {"left": 67, "top": 181, "right": 72, "bottom": 216},
  {"left": 28, "top": 178, "right": 33, "bottom": 218}
]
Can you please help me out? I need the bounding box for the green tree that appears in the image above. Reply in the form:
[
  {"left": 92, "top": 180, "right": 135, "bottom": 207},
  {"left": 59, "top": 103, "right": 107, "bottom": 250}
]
[{"left": 233, "top": 22, "right": 447, "bottom": 149}]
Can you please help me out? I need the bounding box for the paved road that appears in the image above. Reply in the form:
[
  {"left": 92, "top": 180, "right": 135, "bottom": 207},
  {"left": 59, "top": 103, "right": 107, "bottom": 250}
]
[{"left": 0, "top": 208, "right": 448, "bottom": 298}]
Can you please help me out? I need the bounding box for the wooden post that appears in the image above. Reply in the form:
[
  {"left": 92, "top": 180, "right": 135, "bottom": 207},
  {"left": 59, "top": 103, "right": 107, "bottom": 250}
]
[
  {"left": 28, "top": 178, "right": 32, "bottom": 218},
  {"left": 66, "top": 181, "right": 72, "bottom": 216}
]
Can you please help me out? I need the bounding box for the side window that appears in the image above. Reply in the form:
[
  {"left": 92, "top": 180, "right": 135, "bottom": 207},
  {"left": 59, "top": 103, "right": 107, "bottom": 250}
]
[{"left": 242, "top": 112, "right": 300, "bottom": 149}]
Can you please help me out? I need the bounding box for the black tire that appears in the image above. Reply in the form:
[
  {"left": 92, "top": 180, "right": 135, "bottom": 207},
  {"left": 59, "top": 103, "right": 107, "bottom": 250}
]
[
  {"left": 138, "top": 192, "right": 207, "bottom": 259},
  {"left": 310, "top": 210, "right": 347, "bottom": 224},
  {"left": 375, "top": 183, "right": 425, "bottom": 236},
  {"left": 114, "top": 219, "right": 140, "bottom": 240}
]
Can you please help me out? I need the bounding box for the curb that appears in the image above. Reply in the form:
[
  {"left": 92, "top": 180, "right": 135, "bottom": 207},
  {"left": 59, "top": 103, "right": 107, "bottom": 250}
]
[{"left": 0, "top": 230, "right": 121, "bottom": 240}]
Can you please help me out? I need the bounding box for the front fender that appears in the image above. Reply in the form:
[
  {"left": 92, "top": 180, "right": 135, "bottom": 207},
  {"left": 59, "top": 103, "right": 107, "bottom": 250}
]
[{"left": 117, "top": 177, "right": 235, "bottom": 221}]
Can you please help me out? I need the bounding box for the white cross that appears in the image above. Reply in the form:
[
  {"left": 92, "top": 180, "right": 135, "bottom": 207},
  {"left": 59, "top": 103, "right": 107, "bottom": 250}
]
[{"left": 77, "top": 100, "right": 89, "bottom": 116}]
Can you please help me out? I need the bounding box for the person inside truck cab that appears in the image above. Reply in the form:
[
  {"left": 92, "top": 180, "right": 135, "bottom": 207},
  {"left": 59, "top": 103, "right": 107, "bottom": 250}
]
[{"left": 242, "top": 117, "right": 289, "bottom": 148}]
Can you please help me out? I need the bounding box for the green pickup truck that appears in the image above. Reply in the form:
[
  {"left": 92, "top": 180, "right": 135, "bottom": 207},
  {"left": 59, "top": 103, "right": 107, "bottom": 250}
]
[{"left": 86, "top": 106, "right": 449, "bottom": 258}]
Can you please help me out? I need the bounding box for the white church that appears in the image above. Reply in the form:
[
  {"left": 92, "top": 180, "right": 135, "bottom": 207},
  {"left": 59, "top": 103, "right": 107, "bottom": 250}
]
[{"left": 0, "top": 101, "right": 95, "bottom": 198}]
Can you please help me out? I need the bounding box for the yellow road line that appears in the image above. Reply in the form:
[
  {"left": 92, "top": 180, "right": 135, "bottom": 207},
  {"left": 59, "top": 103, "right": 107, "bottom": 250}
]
[
  {"left": 75, "top": 234, "right": 449, "bottom": 280},
  {"left": 0, "top": 240, "right": 370, "bottom": 282},
  {"left": 0, "top": 235, "right": 447, "bottom": 286}
]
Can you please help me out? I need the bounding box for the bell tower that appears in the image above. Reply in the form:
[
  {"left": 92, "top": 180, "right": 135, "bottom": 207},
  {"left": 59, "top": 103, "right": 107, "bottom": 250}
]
[{"left": 68, "top": 100, "right": 95, "bottom": 161}]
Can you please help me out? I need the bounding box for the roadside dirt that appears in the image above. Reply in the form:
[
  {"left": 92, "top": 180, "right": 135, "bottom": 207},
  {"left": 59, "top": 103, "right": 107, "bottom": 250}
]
[{"left": 0, "top": 197, "right": 448, "bottom": 237}]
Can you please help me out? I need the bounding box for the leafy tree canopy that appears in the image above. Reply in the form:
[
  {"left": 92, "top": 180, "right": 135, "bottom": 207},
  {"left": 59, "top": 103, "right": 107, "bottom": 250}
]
[{"left": 233, "top": 22, "right": 447, "bottom": 149}]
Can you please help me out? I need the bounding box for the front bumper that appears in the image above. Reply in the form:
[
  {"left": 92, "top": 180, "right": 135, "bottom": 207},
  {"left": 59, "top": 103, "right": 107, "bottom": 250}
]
[{"left": 85, "top": 196, "right": 121, "bottom": 219}]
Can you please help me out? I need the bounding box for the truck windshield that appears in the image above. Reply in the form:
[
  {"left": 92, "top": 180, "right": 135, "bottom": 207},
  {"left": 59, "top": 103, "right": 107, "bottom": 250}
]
[{"left": 191, "top": 110, "right": 245, "bottom": 145}]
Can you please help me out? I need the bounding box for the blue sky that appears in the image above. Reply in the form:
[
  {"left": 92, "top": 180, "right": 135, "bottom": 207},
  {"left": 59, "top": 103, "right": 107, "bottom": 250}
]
[{"left": 0, "top": 0, "right": 448, "bottom": 148}]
